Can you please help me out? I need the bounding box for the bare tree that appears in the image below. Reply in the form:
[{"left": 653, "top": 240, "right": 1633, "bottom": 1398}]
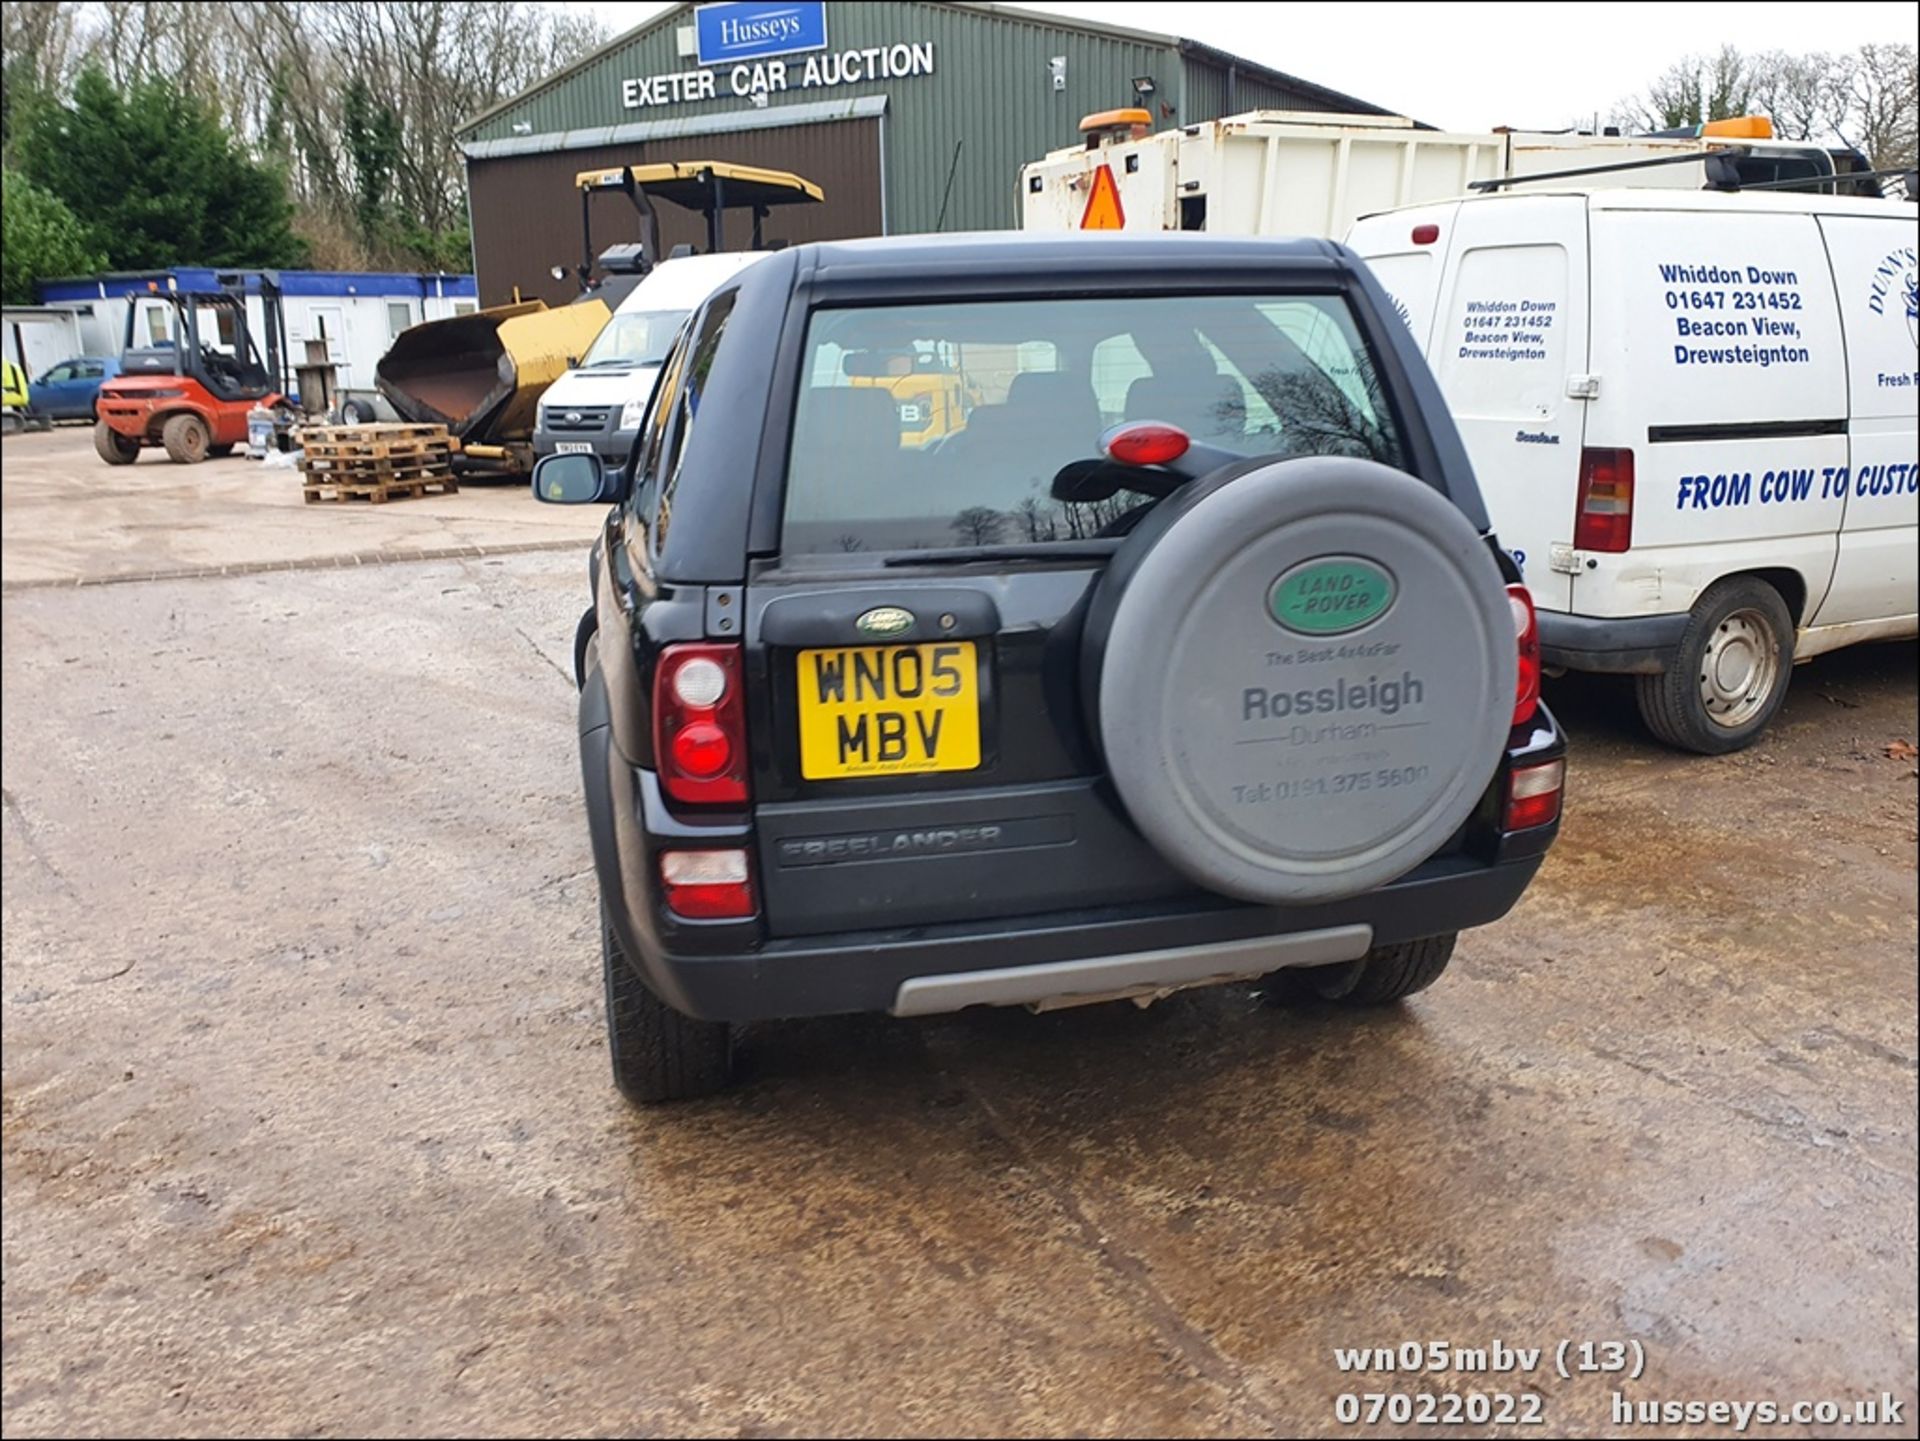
[
  {"left": 2, "top": 1, "right": 82, "bottom": 108},
  {"left": 1705, "top": 45, "right": 1756, "bottom": 127},
  {"left": 1841, "top": 42, "right": 1918, "bottom": 170},
  {"left": 1013, "top": 495, "right": 1057, "bottom": 542},
  {"left": 950, "top": 506, "right": 1005, "bottom": 545},
  {"left": 1614, "top": 45, "right": 1756, "bottom": 131},
  {"left": 1615, "top": 42, "right": 1916, "bottom": 172},
  {"left": 1748, "top": 50, "right": 1846, "bottom": 144}
]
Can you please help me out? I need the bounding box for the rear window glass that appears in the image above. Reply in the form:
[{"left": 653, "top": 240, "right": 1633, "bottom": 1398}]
[{"left": 783, "top": 294, "right": 1405, "bottom": 555}]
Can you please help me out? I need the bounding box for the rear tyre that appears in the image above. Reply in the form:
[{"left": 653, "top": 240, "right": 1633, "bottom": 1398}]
[
  {"left": 602, "top": 904, "right": 733, "bottom": 1105},
  {"left": 340, "top": 398, "right": 374, "bottom": 425},
  {"left": 93, "top": 419, "right": 140, "bottom": 465},
  {"left": 161, "top": 412, "right": 211, "bottom": 464},
  {"left": 1265, "top": 933, "right": 1458, "bottom": 1006},
  {"left": 1634, "top": 577, "right": 1793, "bottom": 755},
  {"left": 208, "top": 442, "right": 235, "bottom": 458},
  {"left": 2, "top": 411, "right": 21, "bottom": 436}
]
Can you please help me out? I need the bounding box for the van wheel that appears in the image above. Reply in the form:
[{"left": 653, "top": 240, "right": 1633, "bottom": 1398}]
[
  {"left": 602, "top": 904, "right": 733, "bottom": 1104},
  {"left": 161, "top": 412, "right": 211, "bottom": 464},
  {"left": 1264, "top": 933, "right": 1458, "bottom": 1006},
  {"left": 93, "top": 420, "right": 140, "bottom": 465},
  {"left": 1635, "top": 577, "right": 1793, "bottom": 754}
]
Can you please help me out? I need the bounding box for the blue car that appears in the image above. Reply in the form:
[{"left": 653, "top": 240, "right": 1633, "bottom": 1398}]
[{"left": 29, "top": 356, "right": 121, "bottom": 421}]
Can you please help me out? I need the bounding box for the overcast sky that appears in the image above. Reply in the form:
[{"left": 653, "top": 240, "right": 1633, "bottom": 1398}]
[{"left": 578, "top": 0, "right": 1918, "bottom": 133}]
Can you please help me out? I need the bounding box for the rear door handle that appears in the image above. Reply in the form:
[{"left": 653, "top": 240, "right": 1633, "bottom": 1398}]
[{"left": 760, "top": 587, "right": 1001, "bottom": 647}]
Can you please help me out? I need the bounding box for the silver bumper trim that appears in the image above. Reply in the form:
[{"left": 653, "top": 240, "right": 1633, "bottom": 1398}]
[{"left": 890, "top": 923, "right": 1374, "bottom": 1018}]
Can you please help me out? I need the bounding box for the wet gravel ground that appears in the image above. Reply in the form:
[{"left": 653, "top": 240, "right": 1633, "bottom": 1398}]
[{"left": 3, "top": 541, "right": 1915, "bottom": 1437}]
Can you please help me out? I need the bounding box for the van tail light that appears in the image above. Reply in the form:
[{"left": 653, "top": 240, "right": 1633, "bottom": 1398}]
[
  {"left": 1411, "top": 222, "right": 1440, "bottom": 245},
  {"left": 659, "top": 849, "right": 755, "bottom": 919},
  {"left": 1508, "top": 582, "right": 1540, "bottom": 727},
  {"left": 1505, "top": 759, "right": 1565, "bottom": 831},
  {"left": 654, "top": 642, "right": 749, "bottom": 805},
  {"left": 1574, "top": 447, "right": 1634, "bottom": 553}
]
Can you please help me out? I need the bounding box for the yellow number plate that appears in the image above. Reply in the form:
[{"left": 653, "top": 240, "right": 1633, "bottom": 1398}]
[{"left": 797, "top": 642, "right": 981, "bottom": 780}]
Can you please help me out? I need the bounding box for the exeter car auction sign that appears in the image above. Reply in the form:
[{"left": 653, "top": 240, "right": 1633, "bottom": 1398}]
[{"left": 619, "top": 1, "right": 936, "bottom": 110}]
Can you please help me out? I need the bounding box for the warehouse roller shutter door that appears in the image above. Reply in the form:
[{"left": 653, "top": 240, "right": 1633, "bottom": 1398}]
[{"left": 467, "top": 117, "right": 884, "bottom": 307}]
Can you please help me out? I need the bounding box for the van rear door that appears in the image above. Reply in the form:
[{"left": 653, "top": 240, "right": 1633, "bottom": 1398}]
[
  {"left": 1809, "top": 214, "right": 1919, "bottom": 628},
  {"left": 1423, "top": 195, "right": 1589, "bottom": 611}
]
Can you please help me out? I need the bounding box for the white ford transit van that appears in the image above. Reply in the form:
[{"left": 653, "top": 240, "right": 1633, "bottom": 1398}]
[
  {"left": 1349, "top": 189, "right": 1917, "bottom": 752},
  {"left": 533, "top": 250, "right": 772, "bottom": 465}
]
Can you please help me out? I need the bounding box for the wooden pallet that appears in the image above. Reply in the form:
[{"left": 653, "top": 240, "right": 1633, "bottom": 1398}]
[
  {"left": 303, "top": 475, "right": 459, "bottom": 504},
  {"left": 297, "top": 421, "right": 448, "bottom": 446},
  {"left": 304, "top": 436, "right": 452, "bottom": 461},
  {"left": 301, "top": 452, "right": 452, "bottom": 477}
]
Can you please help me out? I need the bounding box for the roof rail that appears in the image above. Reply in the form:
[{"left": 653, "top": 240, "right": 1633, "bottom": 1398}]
[
  {"left": 1734, "top": 166, "right": 1916, "bottom": 195},
  {"left": 1470, "top": 147, "right": 1750, "bottom": 192}
]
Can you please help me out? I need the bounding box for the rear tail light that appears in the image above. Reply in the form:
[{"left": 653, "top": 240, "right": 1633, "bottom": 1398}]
[
  {"left": 659, "top": 849, "right": 755, "bottom": 919},
  {"left": 1505, "top": 759, "right": 1565, "bottom": 831},
  {"left": 1574, "top": 447, "right": 1634, "bottom": 553},
  {"left": 1508, "top": 582, "right": 1540, "bottom": 726},
  {"left": 1411, "top": 222, "right": 1440, "bottom": 245},
  {"left": 654, "top": 642, "right": 748, "bottom": 805}
]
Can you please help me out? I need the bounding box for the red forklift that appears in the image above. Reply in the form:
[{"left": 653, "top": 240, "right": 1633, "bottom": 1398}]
[{"left": 93, "top": 275, "right": 291, "bottom": 465}]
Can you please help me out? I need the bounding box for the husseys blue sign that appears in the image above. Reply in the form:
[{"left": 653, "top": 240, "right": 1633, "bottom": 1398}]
[{"left": 694, "top": 2, "right": 828, "bottom": 66}]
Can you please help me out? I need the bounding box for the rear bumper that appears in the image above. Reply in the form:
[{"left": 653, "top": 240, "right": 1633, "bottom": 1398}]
[
  {"left": 1539, "top": 609, "right": 1689, "bottom": 674},
  {"left": 580, "top": 667, "right": 1563, "bottom": 1024}
]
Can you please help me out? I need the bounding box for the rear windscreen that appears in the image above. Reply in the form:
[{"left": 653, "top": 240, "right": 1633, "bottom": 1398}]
[{"left": 782, "top": 293, "right": 1405, "bottom": 555}]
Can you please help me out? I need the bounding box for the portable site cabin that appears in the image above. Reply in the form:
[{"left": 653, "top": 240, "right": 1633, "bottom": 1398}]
[
  {"left": 1, "top": 306, "right": 86, "bottom": 380},
  {"left": 34, "top": 268, "right": 481, "bottom": 415}
]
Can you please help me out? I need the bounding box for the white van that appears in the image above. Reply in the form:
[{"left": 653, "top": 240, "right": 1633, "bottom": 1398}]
[
  {"left": 533, "top": 251, "right": 771, "bottom": 465},
  {"left": 1349, "top": 188, "right": 1918, "bottom": 752}
]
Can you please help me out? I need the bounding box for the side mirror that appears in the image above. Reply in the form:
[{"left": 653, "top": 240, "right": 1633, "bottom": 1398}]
[{"left": 532, "top": 450, "right": 624, "bottom": 504}]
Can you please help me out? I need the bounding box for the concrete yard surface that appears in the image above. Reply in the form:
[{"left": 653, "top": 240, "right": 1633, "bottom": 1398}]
[
  {"left": 0, "top": 426, "right": 599, "bottom": 588},
  {"left": 2, "top": 433, "right": 1916, "bottom": 1437}
]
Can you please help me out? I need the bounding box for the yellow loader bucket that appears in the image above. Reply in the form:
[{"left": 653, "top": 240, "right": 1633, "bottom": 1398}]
[{"left": 376, "top": 299, "right": 611, "bottom": 448}]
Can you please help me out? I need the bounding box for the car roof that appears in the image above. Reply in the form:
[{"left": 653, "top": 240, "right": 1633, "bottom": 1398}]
[
  {"left": 801, "top": 229, "right": 1342, "bottom": 271},
  {"left": 785, "top": 231, "right": 1354, "bottom": 305}
]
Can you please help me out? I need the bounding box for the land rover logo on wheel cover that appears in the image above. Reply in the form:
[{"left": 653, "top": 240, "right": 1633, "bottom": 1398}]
[
  {"left": 855, "top": 606, "right": 915, "bottom": 638},
  {"left": 1268, "top": 557, "right": 1397, "bottom": 636}
]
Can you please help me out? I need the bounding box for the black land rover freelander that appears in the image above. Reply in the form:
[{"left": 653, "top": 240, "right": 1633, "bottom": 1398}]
[{"left": 533, "top": 233, "right": 1566, "bottom": 1104}]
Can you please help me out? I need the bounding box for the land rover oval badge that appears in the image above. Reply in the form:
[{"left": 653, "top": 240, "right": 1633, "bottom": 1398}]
[
  {"left": 1268, "top": 557, "right": 1396, "bottom": 636},
  {"left": 855, "top": 605, "right": 915, "bottom": 639}
]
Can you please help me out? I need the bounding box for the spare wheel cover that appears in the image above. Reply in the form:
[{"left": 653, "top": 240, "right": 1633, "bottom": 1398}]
[{"left": 1094, "top": 457, "right": 1514, "bottom": 905}]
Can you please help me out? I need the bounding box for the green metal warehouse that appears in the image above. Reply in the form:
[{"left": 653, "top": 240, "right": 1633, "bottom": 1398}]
[{"left": 456, "top": 1, "right": 1399, "bottom": 305}]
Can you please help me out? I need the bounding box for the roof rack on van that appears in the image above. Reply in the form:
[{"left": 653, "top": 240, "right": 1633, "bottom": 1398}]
[
  {"left": 1735, "top": 166, "right": 1918, "bottom": 196},
  {"left": 1470, "top": 148, "right": 1750, "bottom": 192}
]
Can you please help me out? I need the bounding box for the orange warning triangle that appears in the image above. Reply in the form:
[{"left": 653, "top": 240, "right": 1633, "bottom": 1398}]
[{"left": 1080, "top": 164, "right": 1125, "bottom": 230}]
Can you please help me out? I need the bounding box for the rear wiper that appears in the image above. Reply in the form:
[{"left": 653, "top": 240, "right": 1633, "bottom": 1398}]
[{"left": 881, "top": 540, "right": 1121, "bottom": 566}]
